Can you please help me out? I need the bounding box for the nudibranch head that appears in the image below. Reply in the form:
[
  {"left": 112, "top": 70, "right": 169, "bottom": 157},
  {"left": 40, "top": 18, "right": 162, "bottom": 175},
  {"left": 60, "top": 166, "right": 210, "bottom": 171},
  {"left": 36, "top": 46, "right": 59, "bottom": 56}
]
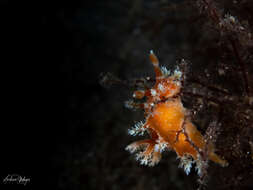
[
  {"left": 125, "top": 50, "right": 228, "bottom": 175},
  {"left": 151, "top": 77, "right": 181, "bottom": 99},
  {"left": 132, "top": 51, "right": 183, "bottom": 112},
  {"left": 149, "top": 50, "right": 182, "bottom": 99}
]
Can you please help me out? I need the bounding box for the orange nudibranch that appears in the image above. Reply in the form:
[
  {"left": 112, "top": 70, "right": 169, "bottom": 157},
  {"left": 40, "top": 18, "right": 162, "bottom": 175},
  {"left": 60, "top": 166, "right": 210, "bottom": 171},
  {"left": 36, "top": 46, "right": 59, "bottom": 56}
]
[{"left": 125, "top": 50, "right": 228, "bottom": 175}]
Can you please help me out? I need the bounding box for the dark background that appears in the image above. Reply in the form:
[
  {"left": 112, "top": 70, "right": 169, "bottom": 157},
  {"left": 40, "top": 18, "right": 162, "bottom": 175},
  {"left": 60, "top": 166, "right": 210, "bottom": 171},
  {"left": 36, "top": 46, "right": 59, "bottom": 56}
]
[
  {"left": 2, "top": 0, "right": 253, "bottom": 190},
  {"left": 48, "top": 0, "right": 196, "bottom": 189}
]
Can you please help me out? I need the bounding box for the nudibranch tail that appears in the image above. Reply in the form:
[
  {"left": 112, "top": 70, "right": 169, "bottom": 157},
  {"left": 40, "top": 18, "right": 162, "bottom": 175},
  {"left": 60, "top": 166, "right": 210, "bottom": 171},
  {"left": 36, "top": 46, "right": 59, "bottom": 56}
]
[
  {"left": 208, "top": 150, "right": 229, "bottom": 167},
  {"left": 125, "top": 50, "right": 228, "bottom": 175}
]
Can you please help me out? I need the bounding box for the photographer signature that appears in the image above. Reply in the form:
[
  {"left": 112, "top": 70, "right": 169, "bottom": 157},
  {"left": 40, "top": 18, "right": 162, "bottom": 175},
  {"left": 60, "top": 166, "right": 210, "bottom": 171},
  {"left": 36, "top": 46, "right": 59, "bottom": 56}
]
[{"left": 3, "top": 174, "right": 30, "bottom": 185}]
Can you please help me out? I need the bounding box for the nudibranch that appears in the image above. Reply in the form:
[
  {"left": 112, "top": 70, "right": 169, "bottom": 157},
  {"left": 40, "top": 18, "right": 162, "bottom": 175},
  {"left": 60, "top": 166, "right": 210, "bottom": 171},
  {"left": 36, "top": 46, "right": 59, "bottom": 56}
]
[{"left": 125, "top": 50, "right": 228, "bottom": 175}]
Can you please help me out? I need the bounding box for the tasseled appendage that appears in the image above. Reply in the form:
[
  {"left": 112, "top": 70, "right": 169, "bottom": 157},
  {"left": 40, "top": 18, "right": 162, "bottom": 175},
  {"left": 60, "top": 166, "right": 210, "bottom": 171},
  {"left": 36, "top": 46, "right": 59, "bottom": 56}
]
[
  {"left": 127, "top": 121, "right": 147, "bottom": 136},
  {"left": 125, "top": 137, "right": 168, "bottom": 167},
  {"left": 178, "top": 154, "right": 194, "bottom": 175},
  {"left": 178, "top": 154, "right": 208, "bottom": 176}
]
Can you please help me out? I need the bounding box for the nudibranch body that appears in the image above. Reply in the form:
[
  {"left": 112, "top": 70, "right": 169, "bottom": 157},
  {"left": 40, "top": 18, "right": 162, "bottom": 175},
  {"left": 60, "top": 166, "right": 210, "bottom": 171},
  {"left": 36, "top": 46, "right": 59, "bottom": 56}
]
[{"left": 125, "top": 51, "right": 228, "bottom": 175}]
